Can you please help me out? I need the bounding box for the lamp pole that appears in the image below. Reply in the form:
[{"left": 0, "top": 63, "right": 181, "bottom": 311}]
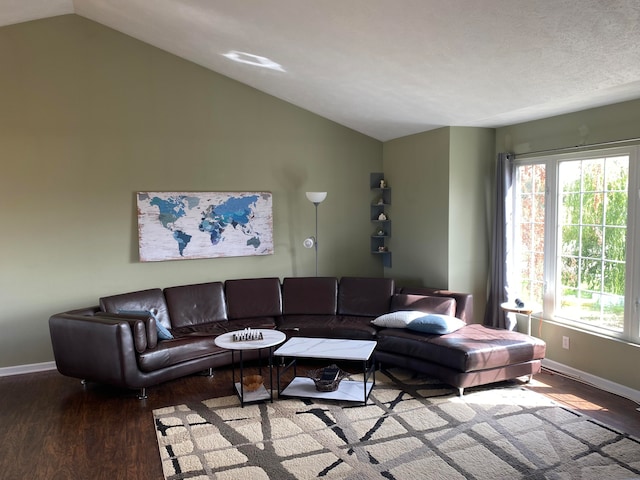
[{"left": 313, "top": 201, "right": 319, "bottom": 276}]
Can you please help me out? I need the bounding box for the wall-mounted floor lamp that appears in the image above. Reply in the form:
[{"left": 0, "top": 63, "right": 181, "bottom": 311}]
[{"left": 304, "top": 191, "right": 327, "bottom": 276}]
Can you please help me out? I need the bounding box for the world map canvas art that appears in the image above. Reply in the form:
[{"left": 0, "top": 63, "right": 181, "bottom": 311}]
[{"left": 137, "top": 192, "right": 274, "bottom": 262}]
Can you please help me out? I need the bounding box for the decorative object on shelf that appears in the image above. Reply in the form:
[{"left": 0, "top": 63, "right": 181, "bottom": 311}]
[
  {"left": 307, "top": 364, "right": 348, "bottom": 392},
  {"left": 370, "top": 172, "right": 391, "bottom": 268},
  {"left": 137, "top": 191, "right": 274, "bottom": 262},
  {"left": 304, "top": 191, "right": 327, "bottom": 276},
  {"left": 242, "top": 374, "right": 264, "bottom": 392}
]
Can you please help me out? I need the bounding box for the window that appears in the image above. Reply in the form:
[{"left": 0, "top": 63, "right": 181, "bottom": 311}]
[{"left": 512, "top": 147, "right": 640, "bottom": 343}]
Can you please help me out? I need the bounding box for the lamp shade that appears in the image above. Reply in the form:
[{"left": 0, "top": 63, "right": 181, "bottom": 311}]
[{"left": 305, "top": 192, "right": 327, "bottom": 203}]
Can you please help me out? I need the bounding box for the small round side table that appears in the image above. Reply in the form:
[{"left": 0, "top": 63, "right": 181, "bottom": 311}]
[
  {"left": 500, "top": 302, "right": 534, "bottom": 336},
  {"left": 214, "top": 329, "right": 286, "bottom": 407}
]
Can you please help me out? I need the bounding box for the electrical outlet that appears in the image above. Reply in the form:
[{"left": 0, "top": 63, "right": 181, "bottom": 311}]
[{"left": 562, "top": 336, "right": 570, "bottom": 349}]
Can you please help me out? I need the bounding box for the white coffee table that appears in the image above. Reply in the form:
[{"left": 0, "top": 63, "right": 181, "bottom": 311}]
[
  {"left": 274, "top": 337, "right": 377, "bottom": 405},
  {"left": 214, "top": 329, "right": 286, "bottom": 407}
]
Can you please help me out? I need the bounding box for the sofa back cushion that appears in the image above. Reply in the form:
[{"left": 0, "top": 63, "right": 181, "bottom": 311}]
[
  {"left": 100, "top": 288, "right": 172, "bottom": 329},
  {"left": 225, "top": 278, "right": 282, "bottom": 320},
  {"left": 282, "top": 277, "right": 338, "bottom": 315},
  {"left": 390, "top": 294, "right": 457, "bottom": 318},
  {"left": 337, "top": 277, "right": 395, "bottom": 317},
  {"left": 399, "top": 287, "right": 473, "bottom": 323},
  {"left": 163, "top": 282, "right": 227, "bottom": 329}
]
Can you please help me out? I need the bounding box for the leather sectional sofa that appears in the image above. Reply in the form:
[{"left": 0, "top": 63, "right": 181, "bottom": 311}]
[{"left": 48, "top": 276, "right": 546, "bottom": 399}]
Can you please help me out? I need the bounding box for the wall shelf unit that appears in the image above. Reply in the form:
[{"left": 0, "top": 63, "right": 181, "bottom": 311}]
[{"left": 370, "top": 172, "right": 391, "bottom": 268}]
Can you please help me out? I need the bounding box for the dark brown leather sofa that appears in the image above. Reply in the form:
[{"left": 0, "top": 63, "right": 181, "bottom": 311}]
[{"left": 48, "top": 276, "right": 545, "bottom": 399}]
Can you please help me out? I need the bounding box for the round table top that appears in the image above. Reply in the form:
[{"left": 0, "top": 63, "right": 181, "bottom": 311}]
[
  {"left": 500, "top": 302, "right": 534, "bottom": 315},
  {"left": 214, "top": 328, "right": 286, "bottom": 350}
]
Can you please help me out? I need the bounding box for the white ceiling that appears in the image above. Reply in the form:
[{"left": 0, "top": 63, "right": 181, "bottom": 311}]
[{"left": 2, "top": 0, "right": 640, "bottom": 141}]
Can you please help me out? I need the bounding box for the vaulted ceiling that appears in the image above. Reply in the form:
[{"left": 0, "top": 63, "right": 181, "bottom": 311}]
[{"left": 2, "top": 0, "right": 640, "bottom": 141}]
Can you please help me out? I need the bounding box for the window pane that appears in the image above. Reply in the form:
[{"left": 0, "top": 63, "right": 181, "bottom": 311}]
[
  {"left": 604, "top": 227, "right": 626, "bottom": 260},
  {"left": 514, "top": 164, "right": 546, "bottom": 307},
  {"left": 560, "top": 256, "right": 578, "bottom": 289},
  {"left": 582, "top": 193, "right": 604, "bottom": 224},
  {"left": 583, "top": 159, "right": 604, "bottom": 191},
  {"left": 556, "top": 156, "right": 628, "bottom": 332},
  {"left": 533, "top": 193, "right": 545, "bottom": 223},
  {"left": 580, "top": 225, "right": 602, "bottom": 258},
  {"left": 604, "top": 261, "right": 625, "bottom": 295},
  {"left": 560, "top": 193, "right": 581, "bottom": 224},
  {"left": 561, "top": 225, "right": 579, "bottom": 256},
  {"left": 559, "top": 161, "right": 581, "bottom": 192}
]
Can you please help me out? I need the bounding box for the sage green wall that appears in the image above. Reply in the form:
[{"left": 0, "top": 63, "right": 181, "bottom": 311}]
[
  {"left": 496, "top": 99, "right": 640, "bottom": 391},
  {"left": 448, "top": 127, "right": 495, "bottom": 323},
  {"left": 0, "top": 15, "right": 382, "bottom": 368},
  {"left": 382, "top": 127, "right": 493, "bottom": 323},
  {"left": 383, "top": 128, "right": 451, "bottom": 288}
]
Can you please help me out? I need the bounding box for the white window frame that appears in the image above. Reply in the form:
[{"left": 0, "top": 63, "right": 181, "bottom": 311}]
[{"left": 511, "top": 146, "right": 640, "bottom": 344}]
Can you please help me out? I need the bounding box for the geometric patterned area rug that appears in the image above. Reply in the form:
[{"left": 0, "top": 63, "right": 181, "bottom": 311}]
[{"left": 153, "top": 369, "right": 640, "bottom": 479}]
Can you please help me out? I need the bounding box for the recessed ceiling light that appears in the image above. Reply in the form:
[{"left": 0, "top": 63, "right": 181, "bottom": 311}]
[{"left": 222, "top": 51, "right": 285, "bottom": 72}]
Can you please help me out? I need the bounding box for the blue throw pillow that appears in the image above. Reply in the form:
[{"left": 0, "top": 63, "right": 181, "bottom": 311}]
[
  {"left": 407, "top": 314, "right": 465, "bottom": 335},
  {"left": 118, "top": 309, "right": 173, "bottom": 340}
]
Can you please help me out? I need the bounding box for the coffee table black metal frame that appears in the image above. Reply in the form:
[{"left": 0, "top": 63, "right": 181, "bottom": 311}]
[{"left": 274, "top": 337, "right": 377, "bottom": 405}]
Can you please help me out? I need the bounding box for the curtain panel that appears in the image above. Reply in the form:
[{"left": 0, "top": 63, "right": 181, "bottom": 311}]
[{"left": 484, "top": 153, "right": 516, "bottom": 329}]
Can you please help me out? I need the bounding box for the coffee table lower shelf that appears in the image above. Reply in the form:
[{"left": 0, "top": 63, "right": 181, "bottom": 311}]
[
  {"left": 279, "top": 377, "right": 374, "bottom": 403},
  {"left": 234, "top": 382, "right": 271, "bottom": 403}
]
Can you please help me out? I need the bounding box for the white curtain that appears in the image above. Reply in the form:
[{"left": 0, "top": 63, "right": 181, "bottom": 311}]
[{"left": 484, "top": 153, "right": 516, "bottom": 329}]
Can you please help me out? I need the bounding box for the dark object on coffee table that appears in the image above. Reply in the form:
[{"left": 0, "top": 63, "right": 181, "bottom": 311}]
[{"left": 307, "top": 364, "right": 348, "bottom": 392}]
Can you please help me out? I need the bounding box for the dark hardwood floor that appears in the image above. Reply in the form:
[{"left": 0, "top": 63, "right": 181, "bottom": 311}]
[{"left": 0, "top": 366, "right": 638, "bottom": 480}]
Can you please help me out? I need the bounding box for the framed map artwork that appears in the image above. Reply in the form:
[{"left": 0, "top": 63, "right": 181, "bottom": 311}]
[{"left": 136, "top": 192, "right": 274, "bottom": 262}]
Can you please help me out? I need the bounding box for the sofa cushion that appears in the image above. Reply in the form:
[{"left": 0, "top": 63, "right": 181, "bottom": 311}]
[
  {"left": 100, "top": 288, "right": 171, "bottom": 330},
  {"left": 372, "top": 310, "right": 426, "bottom": 328},
  {"left": 282, "top": 277, "right": 338, "bottom": 315},
  {"left": 337, "top": 277, "right": 395, "bottom": 317},
  {"left": 225, "top": 278, "right": 282, "bottom": 320},
  {"left": 164, "top": 282, "right": 228, "bottom": 329},
  {"left": 277, "top": 314, "right": 377, "bottom": 340},
  {"left": 390, "top": 294, "right": 456, "bottom": 317},
  {"left": 406, "top": 314, "right": 466, "bottom": 334},
  {"left": 400, "top": 287, "right": 473, "bottom": 324},
  {"left": 277, "top": 314, "right": 341, "bottom": 337},
  {"left": 376, "top": 324, "right": 546, "bottom": 373},
  {"left": 137, "top": 336, "right": 227, "bottom": 372}
]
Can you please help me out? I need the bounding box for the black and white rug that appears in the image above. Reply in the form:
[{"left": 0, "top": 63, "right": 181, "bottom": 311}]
[{"left": 153, "top": 369, "right": 640, "bottom": 479}]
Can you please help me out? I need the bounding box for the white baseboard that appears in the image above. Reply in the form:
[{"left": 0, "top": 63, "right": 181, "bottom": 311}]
[
  {"left": 542, "top": 359, "right": 640, "bottom": 406},
  {"left": 0, "top": 361, "right": 56, "bottom": 377}
]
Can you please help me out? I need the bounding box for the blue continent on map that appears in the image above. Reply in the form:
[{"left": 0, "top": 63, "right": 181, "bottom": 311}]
[
  {"left": 149, "top": 195, "right": 200, "bottom": 256},
  {"left": 199, "top": 195, "right": 261, "bottom": 248}
]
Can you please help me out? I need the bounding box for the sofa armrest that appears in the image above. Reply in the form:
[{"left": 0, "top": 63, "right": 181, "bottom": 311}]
[
  {"left": 95, "top": 312, "right": 158, "bottom": 351},
  {"left": 48, "top": 313, "right": 144, "bottom": 388}
]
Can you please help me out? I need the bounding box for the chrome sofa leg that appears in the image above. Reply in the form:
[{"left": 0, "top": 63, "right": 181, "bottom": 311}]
[
  {"left": 458, "top": 387, "right": 464, "bottom": 397},
  {"left": 138, "top": 388, "right": 148, "bottom": 400},
  {"left": 80, "top": 379, "right": 87, "bottom": 387},
  {"left": 208, "top": 367, "right": 214, "bottom": 377}
]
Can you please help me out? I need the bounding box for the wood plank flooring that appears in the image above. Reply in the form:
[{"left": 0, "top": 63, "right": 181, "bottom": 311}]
[{"left": 0, "top": 366, "right": 638, "bottom": 480}]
